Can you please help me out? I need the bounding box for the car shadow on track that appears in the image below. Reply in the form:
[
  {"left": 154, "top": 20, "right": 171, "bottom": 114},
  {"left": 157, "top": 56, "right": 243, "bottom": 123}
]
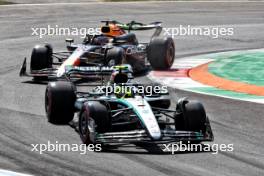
[
  {"left": 21, "top": 80, "right": 48, "bottom": 85},
  {"left": 70, "top": 118, "right": 213, "bottom": 155},
  {"left": 100, "top": 143, "right": 213, "bottom": 155}
]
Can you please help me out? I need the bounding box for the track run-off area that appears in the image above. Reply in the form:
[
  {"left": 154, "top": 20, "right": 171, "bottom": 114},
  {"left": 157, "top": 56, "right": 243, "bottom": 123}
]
[{"left": 149, "top": 48, "right": 264, "bottom": 103}]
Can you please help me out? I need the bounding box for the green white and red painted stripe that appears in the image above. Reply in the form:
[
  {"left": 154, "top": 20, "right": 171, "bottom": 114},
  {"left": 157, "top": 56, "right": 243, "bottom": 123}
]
[{"left": 148, "top": 49, "right": 264, "bottom": 104}]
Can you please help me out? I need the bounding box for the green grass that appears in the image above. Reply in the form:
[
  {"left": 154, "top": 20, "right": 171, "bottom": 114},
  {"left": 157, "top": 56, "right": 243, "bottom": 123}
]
[
  {"left": 0, "top": 0, "right": 13, "bottom": 5},
  {"left": 208, "top": 52, "right": 264, "bottom": 86}
]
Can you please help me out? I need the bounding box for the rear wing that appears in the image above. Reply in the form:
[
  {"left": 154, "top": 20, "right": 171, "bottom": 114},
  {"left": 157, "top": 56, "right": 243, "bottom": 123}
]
[
  {"left": 118, "top": 21, "right": 162, "bottom": 31},
  {"left": 101, "top": 20, "right": 163, "bottom": 38}
]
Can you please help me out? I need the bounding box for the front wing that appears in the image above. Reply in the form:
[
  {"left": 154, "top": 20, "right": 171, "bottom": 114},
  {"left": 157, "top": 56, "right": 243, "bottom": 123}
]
[
  {"left": 95, "top": 122, "right": 213, "bottom": 144},
  {"left": 19, "top": 58, "right": 114, "bottom": 80}
]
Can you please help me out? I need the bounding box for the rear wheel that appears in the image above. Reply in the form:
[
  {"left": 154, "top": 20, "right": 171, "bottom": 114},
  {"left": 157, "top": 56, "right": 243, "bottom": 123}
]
[
  {"left": 147, "top": 37, "right": 175, "bottom": 70},
  {"left": 45, "top": 81, "right": 76, "bottom": 124},
  {"left": 30, "top": 44, "right": 53, "bottom": 80},
  {"left": 79, "top": 101, "right": 110, "bottom": 145},
  {"left": 175, "top": 100, "right": 206, "bottom": 133}
]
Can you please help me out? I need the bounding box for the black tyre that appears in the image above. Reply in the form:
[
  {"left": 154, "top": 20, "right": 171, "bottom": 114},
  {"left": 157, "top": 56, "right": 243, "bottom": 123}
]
[
  {"left": 106, "top": 47, "right": 125, "bottom": 66},
  {"left": 175, "top": 100, "right": 206, "bottom": 132},
  {"left": 44, "top": 43, "right": 53, "bottom": 58},
  {"left": 30, "top": 44, "right": 53, "bottom": 80},
  {"left": 147, "top": 37, "right": 175, "bottom": 70},
  {"left": 79, "top": 101, "right": 110, "bottom": 145},
  {"left": 30, "top": 45, "right": 52, "bottom": 71},
  {"left": 45, "top": 81, "right": 76, "bottom": 124}
]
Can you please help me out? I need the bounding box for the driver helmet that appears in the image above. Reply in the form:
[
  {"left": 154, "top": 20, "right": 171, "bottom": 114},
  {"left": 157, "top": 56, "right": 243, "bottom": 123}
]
[
  {"left": 101, "top": 23, "right": 125, "bottom": 37},
  {"left": 110, "top": 72, "right": 128, "bottom": 84}
]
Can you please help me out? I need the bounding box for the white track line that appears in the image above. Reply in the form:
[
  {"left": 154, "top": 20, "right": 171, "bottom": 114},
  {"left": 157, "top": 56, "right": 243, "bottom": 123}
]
[
  {"left": 0, "top": 1, "right": 262, "bottom": 7},
  {"left": 0, "top": 169, "right": 33, "bottom": 176}
]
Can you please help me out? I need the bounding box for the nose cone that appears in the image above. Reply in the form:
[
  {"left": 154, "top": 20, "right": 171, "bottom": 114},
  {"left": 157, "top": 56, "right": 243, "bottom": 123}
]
[
  {"left": 56, "top": 66, "right": 65, "bottom": 77},
  {"left": 126, "top": 97, "right": 162, "bottom": 141},
  {"left": 150, "top": 130, "right": 162, "bottom": 140}
]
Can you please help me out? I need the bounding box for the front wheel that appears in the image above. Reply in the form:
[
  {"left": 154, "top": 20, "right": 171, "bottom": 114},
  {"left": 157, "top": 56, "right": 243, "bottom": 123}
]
[
  {"left": 30, "top": 44, "right": 53, "bottom": 80},
  {"left": 147, "top": 37, "right": 175, "bottom": 70},
  {"left": 79, "top": 101, "right": 110, "bottom": 145},
  {"left": 45, "top": 81, "right": 76, "bottom": 124},
  {"left": 175, "top": 100, "right": 206, "bottom": 133}
]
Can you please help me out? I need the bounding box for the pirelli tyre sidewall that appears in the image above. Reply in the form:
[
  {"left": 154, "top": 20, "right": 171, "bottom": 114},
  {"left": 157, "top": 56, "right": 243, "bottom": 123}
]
[
  {"left": 79, "top": 101, "right": 110, "bottom": 145},
  {"left": 45, "top": 81, "right": 76, "bottom": 125},
  {"left": 175, "top": 100, "right": 206, "bottom": 133},
  {"left": 147, "top": 37, "right": 175, "bottom": 70},
  {"left": 30, "top": 44, "right": 52, "bottom": 71}
]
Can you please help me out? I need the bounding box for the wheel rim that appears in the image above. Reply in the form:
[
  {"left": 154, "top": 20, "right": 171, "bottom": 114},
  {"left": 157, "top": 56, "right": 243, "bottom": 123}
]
[
  {"left": 45, "top": 89, "right": 52, "bottom": 116},
  {"left": 80, "top": 111, "right": 96, "bottom": 143},
  {"left": 80, "top": 113, "right": 88, "bottom": 138},
  {"left": 166, "top": 44, "right": 174, "bottom": 66}
]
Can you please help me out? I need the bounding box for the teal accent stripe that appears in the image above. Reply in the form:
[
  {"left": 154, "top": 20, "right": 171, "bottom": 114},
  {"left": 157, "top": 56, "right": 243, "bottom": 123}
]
[{"left": 116, "top": 99, "right": 146, "bottom": 128}]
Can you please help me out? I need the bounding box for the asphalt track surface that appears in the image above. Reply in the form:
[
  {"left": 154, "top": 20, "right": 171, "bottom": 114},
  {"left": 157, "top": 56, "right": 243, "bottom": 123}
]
[{"left": 0, "top": 1, "right": 264, "bottom": 176}]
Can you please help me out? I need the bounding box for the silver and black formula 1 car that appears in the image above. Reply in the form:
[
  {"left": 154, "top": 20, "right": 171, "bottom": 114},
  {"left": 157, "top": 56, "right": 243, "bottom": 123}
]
[
  {"left": 44, "top": 65, "right": 213, "bottom": 145},
  {"left": 19, "top": 21, "right": 175, "bottom": 81}
]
